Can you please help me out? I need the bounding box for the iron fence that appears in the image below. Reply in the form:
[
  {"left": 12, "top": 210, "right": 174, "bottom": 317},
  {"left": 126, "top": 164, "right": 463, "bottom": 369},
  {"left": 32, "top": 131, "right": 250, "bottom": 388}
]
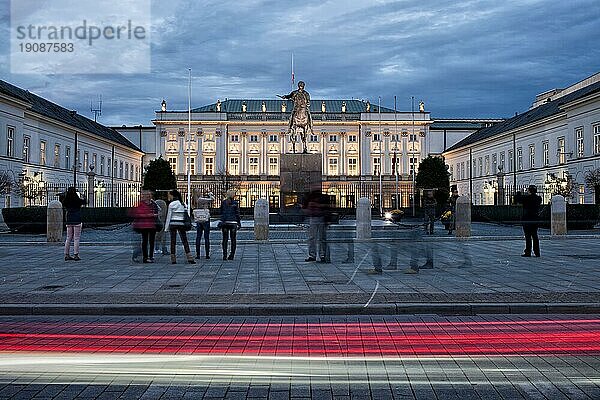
[{"left": 20, "top": 182, "right": 141, "bottom": 208}]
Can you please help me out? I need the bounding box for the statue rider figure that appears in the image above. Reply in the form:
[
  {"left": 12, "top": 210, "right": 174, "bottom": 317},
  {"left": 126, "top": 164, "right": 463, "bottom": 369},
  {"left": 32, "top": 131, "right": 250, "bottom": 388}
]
[{"left": 279, "top": 81, "right": 313, "bottom": 153}]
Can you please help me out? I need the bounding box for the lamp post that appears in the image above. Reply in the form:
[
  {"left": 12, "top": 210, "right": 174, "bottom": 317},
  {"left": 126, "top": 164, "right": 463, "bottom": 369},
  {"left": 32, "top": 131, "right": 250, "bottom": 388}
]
[
  {"left": 378, "top": 96, "right": 383, "bottom": 217},
  {"left": 187, "top": 68, "right": 192, "bottom": 210},
  {"left": 411, "top": 96, "right": 416, "bottom": 217},
  {"left": 394, "top": 95, "right": 399, "bottom": 209}
]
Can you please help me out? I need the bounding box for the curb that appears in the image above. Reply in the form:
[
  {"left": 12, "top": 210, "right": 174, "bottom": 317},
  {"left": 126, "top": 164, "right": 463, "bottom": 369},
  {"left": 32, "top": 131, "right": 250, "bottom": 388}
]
[{"left": 1, "top": 303, "right": 599, "bottom": 316}]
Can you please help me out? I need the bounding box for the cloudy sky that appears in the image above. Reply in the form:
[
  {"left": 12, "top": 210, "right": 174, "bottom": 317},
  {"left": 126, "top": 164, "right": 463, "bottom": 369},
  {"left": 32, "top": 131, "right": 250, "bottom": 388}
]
[{"left": 1, "top": 0, "right": 599, "bottom": 125}]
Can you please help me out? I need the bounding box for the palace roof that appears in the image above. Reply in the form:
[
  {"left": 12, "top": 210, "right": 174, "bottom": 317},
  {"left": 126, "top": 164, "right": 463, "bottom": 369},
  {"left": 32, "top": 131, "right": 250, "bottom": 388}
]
[
  {"left": 192, "top": 99, "right": 396, "bottom": 114},
  {"left": 0, "top": 80, "right": 140, "bottom": 151}
]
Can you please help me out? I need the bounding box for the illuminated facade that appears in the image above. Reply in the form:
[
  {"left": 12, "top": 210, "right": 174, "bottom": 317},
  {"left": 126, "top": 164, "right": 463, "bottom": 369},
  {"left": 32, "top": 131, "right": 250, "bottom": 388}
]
[{"left": 154, "top": 99, "right": 435, "bottom": 208}]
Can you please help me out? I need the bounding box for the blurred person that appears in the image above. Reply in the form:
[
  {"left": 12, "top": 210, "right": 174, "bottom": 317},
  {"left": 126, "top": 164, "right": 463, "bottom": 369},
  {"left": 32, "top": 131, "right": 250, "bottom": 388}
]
[
  {"left": 154, "top": 199, "right": 169, "bottom": 255},
  {"left": 443, "top": 186, "right": 459, "bottom": 235},
  {"left": 302, "top": 189, "right": 328, "bottom": 262},
  {"left": 130, "top": 190, "right": 160, "bottom": 263},
  {"left": 194, "top": 191, "right": 215, "bottom": 259},
  {"left": 515, "top": 185, "right": 542, "bottom": 257},
  {"left": 219, "top": 190, "right": 241, "bottom": 260},
  {"left": 423, "top": 190, "right": 437, "bottom": 235},
  {"left": 164, "top": 189, "right": 195, "bottom": 264},
  {"left": 61, "top": 186, "right": 86, "bottom": 261}
]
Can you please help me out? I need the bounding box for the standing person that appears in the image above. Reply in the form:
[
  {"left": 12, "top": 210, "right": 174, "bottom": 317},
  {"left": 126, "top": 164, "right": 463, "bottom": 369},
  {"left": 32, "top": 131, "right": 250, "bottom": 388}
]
[
  {"left": 422, "top": 190, "right": 437, "bottom": 235},
  {"left": 131, "top": 190, "right": 159, "bottom": 263},
  {"left": 515, "top": 185, "right": 542, "bottom": 257},
  {"left": 61, "top": 187, "right": 86, "bottom": 261},
  {"left": 154, "top": 199, "right": 169, "bottom": 255},
  {"left": 302, "top": 189, "right": 326, "bottom": 262},
  {"left": 219, "top": 190, "right": 241, "bottom": 260},
  {"left": 444, "top": 187, "right": 459, "bottom": 235},
  {"left": 194, "top": 192, "right": 215, "bottom": 259},
  {"left": 164, "top": 189, "right": 195, "bottom": 264}
]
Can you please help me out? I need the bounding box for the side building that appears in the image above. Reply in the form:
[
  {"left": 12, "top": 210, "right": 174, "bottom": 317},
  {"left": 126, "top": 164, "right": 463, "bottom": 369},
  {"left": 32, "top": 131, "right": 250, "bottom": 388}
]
[
  {"left": 443, "top": 72, "right": 600, "bottom": 205},
  {"left": 0, "top": 80, "right": 144, "bottom": 209}
]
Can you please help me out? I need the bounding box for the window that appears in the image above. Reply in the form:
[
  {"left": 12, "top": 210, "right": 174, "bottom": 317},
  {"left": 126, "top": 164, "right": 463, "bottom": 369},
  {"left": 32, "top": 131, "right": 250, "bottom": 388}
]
[
  {"left": 77, "top": 150, "right": 81, "bottom": 170},
  {"left": 391, "top": 133, "right": 399, "bottom": 142},
  {"left": 23, "top": 136, "right": 30, "bottom": 163},
  {"left": 348, "top": 135, "right": 357, "bottom": 143},
  {"left": 310, "top": 134, "right": 318, "bottom": 142},
  {"left": 373, "top": 158, "right": 381, "bottom": 175},
  {"left": 329, "top": 134, "right": 338, "bottom": 142},
  {"left": 348, "top": 158, "right": 358, "bottom": 176},
  {"left": 529, "top": 145, "right": 535, "bottom": 169},
  {"left": 508, "top": 150, "right": 513, "bottom": 172},
  {"left": 373, "top": 133, "right": 381, "bottom": 142},
  {"left": 93, "top": 154, "right": 97, "bottom": 171},
  {"left": 594, "top": 124, "right": 600, "bottom": 154},
  {"left": 135, "top": 166, "right": 139, "bottom": 181},
  {"left": 187, "top": 157, "right": 196, "bottom": 175},
  {"left": 543, "top": 141, "right": 549, "bottom": 166},
  {"left": 328, "top": 158, "right": 338, "bottom": 175},
  {"left": 579, "top": 184, "right": 585, "bottom": 204},
  {"left": 125, "top": 164, "right": 129, "bottom": 180},
  {"left": 84, "top": 152, "right": 89, "bottom": 172},
  {"left": 456, "top": 163, "right": 460, "bottom": 179},
  {"left": 229, "top": 157, "right": 239, "bottom": 175},
  {"left": 204, "top": 157, "right": 214, "bottom": 175},
  {"left": 269, "top": 134, "right": 278, "bottom": 143},
  {"left": 6, "top": 126, "right": 14, "bottom": 157},
  {"left": 40, "top": 140, "right": 46, "bottom": 165},
  {"left": 517, "top": 147, "right": 523, "bottom": 171},
  {"left": 204, "top": 132, "right": 214, "bottom": 142},
  {"left": 249, "top": 135, "right": 259, "bottom": 143},
  {"left": 54, "top": 144, "right": 60, "bottom": 168},
  {"left": 478, "top": 157, "right": 483, "bottom": 176},
  {"left": 500, "top": 151, "right": 505, "bottom": 171},
  {"left": 168, "top": 157, "right": 177, "bottom": 173},
  {"left": 472, "top": 160, "right": 477, "bottom": 177},
  {"left": 484, "top": 155, "right": 490, "bottom": 175},
  {"left": 119, "top": 161, "right": 124, "bottom": 178},
  {"left": 65, "top": 146, "right": 70, "bottom": 170},
  {"left": 558, "top": 137, "right": 566, "bottom": 164},
  {"left": 230, "top": 134, "right": 239, "bottom": 142},
  {"left": 409, "top": 157, "right": 418, "bottom": 175},
  {"left": 269, "top": 157, "right": 278, "bottom": 175},
  {"left": 249, "top": 157, "right": 259, "bottom": 175},
  {"left": 409, "top": 133, "right": 417, "bottom": 142},
  {"left": 459, "top": 162, "right": 464, "bottom": 180},
  {"left": 450, "top": 165, "right": 454, "bottom": 181},
  {"left": 100, "top": 156, "right": 105, "bottom": 175},
  {"left": 492, "top": 154, "right": 497, "bottom": 174},
  {"left": 576, "top": 127, "right": 584, "bottom": 158}
]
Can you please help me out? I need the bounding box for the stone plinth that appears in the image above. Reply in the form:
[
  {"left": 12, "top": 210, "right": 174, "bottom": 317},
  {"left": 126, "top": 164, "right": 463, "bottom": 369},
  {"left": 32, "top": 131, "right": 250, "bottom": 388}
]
[
  {"left": 47, "top": 200, "right": 63, "bottom": 243},
  {"left": 455, "top": 195, "right": 471, "bottom": 237},
  {"left": 280, "top": 153, "right": 322, "bottom": 194},
  {"left": 551, "top": 195, "right": 567, "bottom": 236},
  {"left": 254, "top": 198, "right": 269, "bottom": 240},
  {"left": 356, "top": 197, "right": 371, "bottom": 240}
]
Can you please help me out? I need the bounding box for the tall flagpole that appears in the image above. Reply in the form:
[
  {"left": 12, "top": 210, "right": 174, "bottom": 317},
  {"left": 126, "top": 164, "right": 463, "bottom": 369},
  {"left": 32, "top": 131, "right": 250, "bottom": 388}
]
[
  {"left": 187, "top": 68, "right": 192, "bottom": 211},
  {"left": 394, "top": 95, "right": 398, "bottom": 209},
  {"left": 291, "top": 53, "right": 294, "bottom": 91},
  {"left": 411, "top": 96, "right": 415, "bottom": 217},
  {"left": 378, "top": 96, "right": 383, "bottom": 217}
]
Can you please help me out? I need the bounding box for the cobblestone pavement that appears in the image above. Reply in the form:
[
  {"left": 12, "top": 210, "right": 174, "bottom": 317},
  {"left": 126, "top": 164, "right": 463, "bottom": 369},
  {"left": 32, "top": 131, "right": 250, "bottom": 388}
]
[
  {"left": 0, "top": 229, "right": 599, "bottom": 307},
  {"left": 0, "top": 315, "right": 598, "bottom": 399}
]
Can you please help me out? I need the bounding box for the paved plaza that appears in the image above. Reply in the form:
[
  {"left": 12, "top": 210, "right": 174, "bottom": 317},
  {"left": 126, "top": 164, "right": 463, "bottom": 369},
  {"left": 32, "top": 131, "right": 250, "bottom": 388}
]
[{"left": 0, "top": 222, "right": 599, "bottom": 314}]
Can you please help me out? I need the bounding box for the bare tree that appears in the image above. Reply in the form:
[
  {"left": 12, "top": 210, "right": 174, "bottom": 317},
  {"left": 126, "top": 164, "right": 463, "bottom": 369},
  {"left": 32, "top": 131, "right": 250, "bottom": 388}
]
[{"left": 0, "top": 172, "right": 13, "bottom": 197}]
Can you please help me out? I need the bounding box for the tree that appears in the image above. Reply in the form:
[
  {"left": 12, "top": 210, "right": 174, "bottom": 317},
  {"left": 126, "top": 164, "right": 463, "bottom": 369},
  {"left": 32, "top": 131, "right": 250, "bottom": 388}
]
[
  {"left": 415, "top": 156, "right": 450, "bottom": 206},
  {"left": 0, "top": 172, "right": 13, "bottom": 197},
  {"left": 552, "top": 174, "right": 575, "bottom": 202},
  {"left": 142, "top": 157, "right": 177, "bottom": 200},
  {"left": 585, "top": 168, "right": 600, "bottom": 203}
]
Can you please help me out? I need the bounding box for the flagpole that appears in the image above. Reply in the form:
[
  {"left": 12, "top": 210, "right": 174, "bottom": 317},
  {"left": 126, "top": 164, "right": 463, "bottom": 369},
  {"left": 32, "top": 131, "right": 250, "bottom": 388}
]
[
  {"left": 394, "top": 95, "right": 398, "bottom": 209},
  {"left": 187, "top": 68, "right": 192, "bottom": 211},
  {"left": 411, "top": 95, "right": 415, "bottom": 217},
  {"left": 291, "top": 52, "right": 294, "bottom": 91},
  {"left": 378, "top": 96, "right": 383, "bottom": 217}
]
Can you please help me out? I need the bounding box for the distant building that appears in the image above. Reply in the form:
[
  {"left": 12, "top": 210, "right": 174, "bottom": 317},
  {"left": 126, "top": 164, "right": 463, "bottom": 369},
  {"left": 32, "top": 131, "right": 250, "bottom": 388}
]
[
  {"left": 0, "top": 80, "right": 143, "bottom": 209},
  {"left": 443, "top": 72, "right": 600, "bottom": 205}
]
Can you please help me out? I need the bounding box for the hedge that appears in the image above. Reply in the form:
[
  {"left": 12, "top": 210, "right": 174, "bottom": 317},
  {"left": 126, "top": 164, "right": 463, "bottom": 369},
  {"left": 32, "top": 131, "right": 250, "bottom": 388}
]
[
  {"left": 472, "top": 204, "right": 599, "bottom": 230},
  {"left": 2, "top": 207, "right": 133, "bottom": 233}
]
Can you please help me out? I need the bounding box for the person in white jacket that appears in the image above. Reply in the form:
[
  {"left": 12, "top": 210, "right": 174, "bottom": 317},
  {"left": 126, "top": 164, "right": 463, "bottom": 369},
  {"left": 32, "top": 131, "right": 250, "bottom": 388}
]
[{"left": 164, "top": 189, "right": 195, "bottom": 264}]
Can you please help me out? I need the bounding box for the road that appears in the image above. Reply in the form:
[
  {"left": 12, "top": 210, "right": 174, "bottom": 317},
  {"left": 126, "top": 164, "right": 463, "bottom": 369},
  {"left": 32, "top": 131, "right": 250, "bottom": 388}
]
[{"left": 0, "top": 315, "right": 598, "bottom": 399}]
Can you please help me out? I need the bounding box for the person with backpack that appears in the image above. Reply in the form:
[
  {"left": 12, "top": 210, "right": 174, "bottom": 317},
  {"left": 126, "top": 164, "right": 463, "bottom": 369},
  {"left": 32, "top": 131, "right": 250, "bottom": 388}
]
[
  {"left": 194, "top": 192, "right": 215, "bottom": 259},
  {"left": 164, "top": 189, "right": 195, "bottom": 264},
  {"left": 61, "top": 187, "right": 86, "bottom": 261}
]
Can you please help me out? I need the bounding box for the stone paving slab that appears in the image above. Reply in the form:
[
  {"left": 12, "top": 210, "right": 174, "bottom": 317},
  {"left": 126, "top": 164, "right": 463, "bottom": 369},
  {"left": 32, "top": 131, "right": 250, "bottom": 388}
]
[{"left": 1, "top": 231, "right": 600, "bottom": 315}]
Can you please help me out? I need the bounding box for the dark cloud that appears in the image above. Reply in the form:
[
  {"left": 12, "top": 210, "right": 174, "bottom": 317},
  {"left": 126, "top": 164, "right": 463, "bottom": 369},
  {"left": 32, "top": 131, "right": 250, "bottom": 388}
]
[{"left": 1, "top": 0, "right": 599, "bottom": 124}]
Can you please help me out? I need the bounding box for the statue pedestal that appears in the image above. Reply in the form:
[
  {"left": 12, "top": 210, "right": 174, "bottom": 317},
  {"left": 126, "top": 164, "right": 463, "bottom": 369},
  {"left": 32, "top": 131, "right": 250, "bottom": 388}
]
[{"left": 279, "top": 153, "right": 322, "bottom": 219}]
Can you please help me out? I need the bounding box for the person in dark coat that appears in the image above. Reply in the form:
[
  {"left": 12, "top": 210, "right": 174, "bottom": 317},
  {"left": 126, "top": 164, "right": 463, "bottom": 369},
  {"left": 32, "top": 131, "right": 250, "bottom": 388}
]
[
  {"left": 131, "top": 190, "right": 159, "bottom": 263},
  {"left": 515, "top": 185, "right": 542, "bottom": 257},
  {"left": 61, "top": 187, "right": 86, "bottom": 261},
  {"left": 219, "top": 190, "right": 241, "bottom": 260}
]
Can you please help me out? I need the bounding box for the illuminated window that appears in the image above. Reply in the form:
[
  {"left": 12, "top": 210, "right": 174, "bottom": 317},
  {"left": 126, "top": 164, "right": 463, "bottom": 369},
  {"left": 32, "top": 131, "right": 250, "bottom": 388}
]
[
  {"left": 6, "top": 126, "right": 14, "bottom": 157},
  {"left": 517, "top": 147, "right": 523, "bottom": 171},
  {"left": 168, "top": 157, "right": 177, "bottom": 174},
  {"left": 328, "top": 158, "right": 338, "bottom": 175},
  {"left": 269, "top": 157, "right": 278, "bottom": 175},
  {"left": 204, "top": 157, "right": 214, "bottom": 175},
  {"left": 508, "top": 150, "right": 513, "bottom": 172},
  {"left": 576, "top": 127, "right": 584, "bottom": 158},
  {"left": 249, "top": 157, "right": 259, "bottom": 175},
  {"left": 348, "top": 158, "right": 358, "bottom": 176},
  {"left": 229, "top": 157, "right": 239, "bottom": 175},
  {"left": 373, "top": 158, "right": 381, "bottom": 175},
  {"left": 23, "top": 136, "right": 30, "bottom": 163},
  {"left": 543, "top": 141, "right": 549, "bottom": 166},
  {"left": 558, "top": 137, "right": 566, "bottom": 164},
  {"left": 484, "top": 155, "right": 490, "bottom": 175},
  {"left": 594, "top": 124, "right": 600, "bottom": 154},
  {"left": 84, "top": 152, "right": 89, "bottom": 172},
  {"left": 40, "top": 140, "right": 46, "bottom": 165}
]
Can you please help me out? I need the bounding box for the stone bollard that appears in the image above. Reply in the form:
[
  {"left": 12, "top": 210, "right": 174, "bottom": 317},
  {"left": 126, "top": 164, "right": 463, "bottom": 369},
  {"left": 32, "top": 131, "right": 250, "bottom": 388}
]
[
  {"left": 455, "top": 195, "right": 471, "bottom": 237},
  {"left": 47, "top": 200, "right": 64, "bottom": 243},
  {"left": 551, "top": 195, "right": 567, "bottom": 235},
  {"left": 254, "top": 198, "right": 269, "bottom": 240},
  {"left": 356, "top": 197, "right": 371, "bottom": 240}
]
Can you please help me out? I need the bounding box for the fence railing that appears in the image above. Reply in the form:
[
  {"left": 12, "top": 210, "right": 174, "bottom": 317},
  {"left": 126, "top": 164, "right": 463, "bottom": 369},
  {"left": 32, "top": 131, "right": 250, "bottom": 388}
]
[{"left": 20, "top": 182, "right": 141, "bottom": 208}]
